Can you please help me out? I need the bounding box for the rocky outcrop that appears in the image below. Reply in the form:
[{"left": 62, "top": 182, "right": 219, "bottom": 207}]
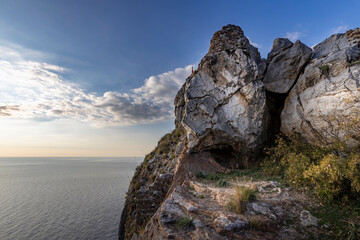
[
  {"left": 263, "top": 39, "right": 312, "bottom": 93},
  {"left": 139, "top": 179, "right": 321, "bottom": 240},
  {"left": 175, "top": 25, "right": 267, "bottom": 167},
  {"left": 120, "top": 25, "right": 360, "bottom": 240},
  {"left": 281, "top": 28, "right": 360, "bottom": 145}
]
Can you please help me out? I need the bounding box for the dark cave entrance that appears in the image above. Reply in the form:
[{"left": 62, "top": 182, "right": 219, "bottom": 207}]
[
  {"left": 206, "top": 144, "right": 244, "bottom": 169},
  {"left": 266, "top": 90, "right": 288, "bottom": 146}
]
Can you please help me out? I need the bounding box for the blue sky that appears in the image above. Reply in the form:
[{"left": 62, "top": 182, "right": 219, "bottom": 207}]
[{"left": 0, "top": 0, "right": 359, "bottom": 157}]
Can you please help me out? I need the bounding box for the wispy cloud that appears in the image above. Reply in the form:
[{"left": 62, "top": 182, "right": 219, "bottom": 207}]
[
  {"left": 285, "top": 31, "right": 302, "bottom": 42},
  {"left": 331, "top": 25, "right": 348, "bottom": 34},
  {"left": 0, "top": 44, "right": 192, "bottom": 126},
  {"left": 0, "top": 105, "right": 19, "bottom": 116},
  {"left": 247, "top": 37, "right": 261, "bottom": 48}
]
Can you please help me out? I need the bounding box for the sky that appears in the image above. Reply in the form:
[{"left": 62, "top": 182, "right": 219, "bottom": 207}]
[{"left": 0, "top": 0, "right": 359, "bottom": 157}]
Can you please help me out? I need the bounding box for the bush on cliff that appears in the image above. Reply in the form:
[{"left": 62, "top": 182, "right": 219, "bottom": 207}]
[
  {"left": 263, "top": 92, "right": 360, "bottom": 202},
  {"left": 262, "top": 94, "right": 360, "bottom": 239},
  {"left": 262, "top": 135, "right": 360, "bottom": 202}
]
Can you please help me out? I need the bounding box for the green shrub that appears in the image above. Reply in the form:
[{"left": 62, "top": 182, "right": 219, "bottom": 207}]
[
  {"left": 347, "top": 153, "right": 360, "bottom": 192},
  {"left": 196, "top": 171, "right": 221, "bottom": 181},
  {"left": 205, "top": 173, "right": 220, "bottom": 181},
  {"left": 216, "top": 179, "right": 229, "bottom": 187},
  {"left": 227, "top": 185, "right": 257, "bottom": 214},
  {"left": 262, "top": 135, "right": 360, "bottom": 202},
  {"left": 304, "top": 154, "right": 345, "bottom": 200},
  {"left": 262, "top": 135, "right": 327, "bottom": 178},
  {"left": 320, "top": 64, "right": 330, "bottom": 73},
  {"left": 176, "top": 216, "right": 194, "bottom": 230},
  {"left": 283, "top": 152, "right": 311, "bottom": 186},
  {"left": 304, "top": 152, "right": 360, "bottom": 201},
  {"left": 196, "top": 171, "right": 205, "bottom": 179}
]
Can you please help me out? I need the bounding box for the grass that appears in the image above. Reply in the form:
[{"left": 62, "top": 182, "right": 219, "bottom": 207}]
[
  {"left": 216, "top": 179, "right": 229, "bottom": 187},
  {"left": 196, "top": 168, "right": 272, "bottom": 184},
  {"left": 320, "top": 64, "right": 330, "bottom": 73},
  {"left": 227, "top": 184, "right": 257, "bottom": 214},
  {"left": 339, "top": 218, "right": 360, "bottom": 240},
  {"left": 310, "top": 201, "right": 360, "bottom": 239},
  {"left": 248, "top": 217, "right": 261, "bottom": 230},
  {"left": 176, "top": 215, "right": 194, "bottom": 230}
]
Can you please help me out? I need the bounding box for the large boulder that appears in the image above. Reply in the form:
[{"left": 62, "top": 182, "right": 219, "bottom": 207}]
[
  {"left": 281, "top": 28, "right": 360, "bottom": 145},
  {"left": 175, "top": 25, "right": 267, "bottom": 166},
  {"left": 263, "top": 38, "right": 312, "bottom": 93}
]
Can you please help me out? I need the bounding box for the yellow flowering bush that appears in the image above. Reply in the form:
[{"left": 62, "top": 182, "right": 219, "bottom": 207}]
[{"left": 304, "top": 154, "right": 346, "bottom": 200}]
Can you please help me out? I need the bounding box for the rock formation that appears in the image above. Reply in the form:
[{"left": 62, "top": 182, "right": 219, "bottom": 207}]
[
  {"left": 281, "top": 28, "right": 360, "bottom": 145},
  {"left": 263, "top": 38, "right": 312, "bottom": 93},
  {"left": 119, "top": 25, "right": 360, "bottom": 240},
  {"left": 175, "top": 25, "right": 267, "bottom": 167}
]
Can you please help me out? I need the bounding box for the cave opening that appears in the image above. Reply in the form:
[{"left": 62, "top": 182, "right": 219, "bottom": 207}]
[
  {"left": 206, "top": 144, "right": 242, "bottom": 169},
  {"left": 266, "top": 90, "right": 288, "bottom": 146}
]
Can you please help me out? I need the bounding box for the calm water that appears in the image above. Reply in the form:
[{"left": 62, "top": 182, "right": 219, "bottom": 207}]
[{"left": 0, "top": 157, "right": 142, "bottom": 240}]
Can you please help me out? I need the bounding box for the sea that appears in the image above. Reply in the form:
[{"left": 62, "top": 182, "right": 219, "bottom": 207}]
[{"left": 0, "top": 157, "right": 143, "bottom": 240}]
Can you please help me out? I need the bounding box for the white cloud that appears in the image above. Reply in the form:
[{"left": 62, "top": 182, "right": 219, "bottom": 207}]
[
  {"left": 246, "top": 37, "right": 261, "bottom": 48},
  {"left": 0, "top": 44, "right": 193, "bottom": 126},
  {"left": 285, "top": 31, "right": 302, "bottom": 42},
  {"left": 331, "top": 25, "right": 348, "bottom": 34}
]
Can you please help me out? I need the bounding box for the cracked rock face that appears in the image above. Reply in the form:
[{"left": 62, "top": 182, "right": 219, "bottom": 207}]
[
  {"left": 281, "top": 28, "right": 360, "bottom": 145},
  {"left": 263, "top": 38, "right": 312, "bottom": 93},
  {"left": 175, "top": 25, "right": 266, "bottom": 164}
]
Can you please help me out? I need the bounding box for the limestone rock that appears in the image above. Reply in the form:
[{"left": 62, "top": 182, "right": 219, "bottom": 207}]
[
  {"left": 300, "top": 210, "right": 318, "bottom": 227},
  {"left": 213, "top": 215, "right": 248, "bottom": 231},
  {"left": 267, "top": 38, "right": 293, "bottom": 61},
  {"left": 248, "top": 202, "right": 277, "bottom": 220},
  {"left": 263, "top": 38, "right": 312, "bottom": 93},
  {"left": 175, "top": 25, "right": 267, "bottom": 165},
  {"left": 281, "top": 28, "right": 360, "bottom": 145},
  {"left": 209, "top": 24, "right": 261, "bottom": 63}
]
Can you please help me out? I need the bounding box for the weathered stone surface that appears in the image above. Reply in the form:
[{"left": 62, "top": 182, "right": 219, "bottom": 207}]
[
  {"left": 263, "top": 39, "right": 312, "bottom": 93},
  {"left": 139, "top": 178, "right": 321, "bottom": 240},
  {"left": 209, "top": 24, "right": 261, "bottom": 63},
  {"left": 299, "top": 210, "right": 318, "bottom": 227},
  {"left": 281, "top": 28, "right": 360, "bottom": 145},
  {"left": 267, "top": 38, "right": 293, "bottom": 61},
  {"left": 248, "top": 202, "right": 277, "bottom": 220},
  {"left": 214, "top": 215, "right": 248, "bottom": 231},
  {"left": 175, "top": 25, "right": 266, "bottom": 165}
]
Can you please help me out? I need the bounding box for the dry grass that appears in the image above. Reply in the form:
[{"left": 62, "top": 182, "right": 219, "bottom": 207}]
[{"left": 227, "top": 184, "right": 257, "bottom": 214}]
